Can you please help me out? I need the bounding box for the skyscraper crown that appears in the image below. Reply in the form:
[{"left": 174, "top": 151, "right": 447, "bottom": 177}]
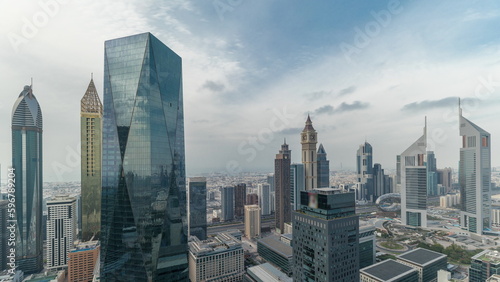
[
  {"left": 81, "top": 78, "right": 103, "bottom": 114},
  {"left": 303, "top": 114, "right": 315, "bottom": 131},
  {"left": 12, "top": 85, "right": 43, "bottom": 129}
]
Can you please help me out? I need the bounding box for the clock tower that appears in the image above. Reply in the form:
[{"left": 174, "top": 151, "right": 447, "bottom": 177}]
[{"left": 301, "top": 115, "right": 317, "bottom": 190}]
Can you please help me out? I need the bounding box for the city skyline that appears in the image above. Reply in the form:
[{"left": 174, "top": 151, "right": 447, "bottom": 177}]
[{"left": 1, "top": 1, "right": 500, "bottom": 182}]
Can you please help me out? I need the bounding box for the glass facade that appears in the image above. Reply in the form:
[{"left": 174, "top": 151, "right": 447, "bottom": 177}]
[
  {"left": 275, "top": 142, "right": 291, "bottom": 234},
  {"left": 12, "top": 86, "right": 44, "bottom": 274},
  {"left": 317, "top": 144, "right": 330, "bottom": 188},
  {"left": 189, "top": 178, "right": 207, "bottom": 240},
  {"left": 100, "top": 33, "right": 187, "bottom": 281}
]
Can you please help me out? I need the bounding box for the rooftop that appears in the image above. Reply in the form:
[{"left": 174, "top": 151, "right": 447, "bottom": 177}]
[
  {"left": 472, "top": 249, "right": 500, "bottom": 265},
  {"left": 397, "top": 248, "right": 447, "bottom": 266},
  {"left": 189, "top": 232, "right": 241, "bottom": 256},
  {"left": 258, "top": 235, "right": 293, "bottom": 258},
  {"left": 246, "top": 263, "right": 293, "bottom": 282},
  {"left": 361, "top": 259, "right": 417, "bottom": 281}
]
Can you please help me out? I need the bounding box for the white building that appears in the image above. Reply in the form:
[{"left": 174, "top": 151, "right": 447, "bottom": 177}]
[{"left": 46, "top": 195, "right": 77, "bottom": 269}]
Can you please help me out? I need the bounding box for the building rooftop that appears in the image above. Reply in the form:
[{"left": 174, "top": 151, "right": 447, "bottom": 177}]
[
  {"left": 397, "top": 248, "right": 447, "bottom": 266},
  {"left": 361, "top": 259, "right": 417, "bottom": 281},
  {"left": 71, "top": 240, "right": 99, "bottom": 253},
  {"left": 189, "top": 232, "right": 241, "bottom": 256},
  {"left": 472, "top": 249, "right": 500, "bottom": 265},
  {"left": 258, "top": 235, "right": 293, "bottom": 258},
  {"left": 246, "top": 263, "right": 293, "bottom": 282}
]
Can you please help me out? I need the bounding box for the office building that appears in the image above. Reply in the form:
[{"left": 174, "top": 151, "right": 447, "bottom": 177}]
[
  {"left": 400, "top": 121, "right": 428, "bottom": 228},
  {"left": 437, "top": 167, "right": 452, "bottom": 192},
  {"left": 245, "top": 263, "right": 292, "bottom": 282},
  {"left": 234, "top": 183, "right": 247, "bottom": 218},
  {"left": 459, "top": 103, "right": 491, "bottom": 234},
  {"left": 359, "top": 223, "right": 376, "bottom": 269},
  {"left": 469, "top": 249, "right": 500, "bottom": 281},
  {"left": 396, "top": 248, "right": 447, "bottom": 282},
  {"left": 357, "top": 142, "right": 374, "bottom": 201},
  {"left": 221, "top": 186, "right": 235, "bottom": 222},
  {"left": 245, "top": 205, "right": 261, "bottom": 239},
  {"left": 267, "top": 174, "right": 275, "bottom": 213},
  {"left": 257, "top": 184, "right": 271, "bottom": 216},
  {"left": 12, "top": 85, "right": 43, "bottom": 274},
  {"left": 275, "top": 141, "right": 291, "bottom": 234},
  {"left": 80, "top": 77, "right": 103, "bottom": 241},
  {"left": 100, "top": 32, "right": 187, "bottom": 281},
  {"left": 188, "top": 232, "right": 244, "bottom": 282},
  {"left": 247, "top": 193, "right": 258, "bottom": 205},
  {"left": 0, "top": 200, "right": 7, "bottom": 271},
  {"left": 46, "top": 195, "right": 77, "bottom": 269},
  {"left": 360, "top": 259, "right": 419, "bottom": 282},
  {"left": 372, "top": 163, "right": 387, "bottom": 201},
  {"left": 257, "top": 235, "right": 292, "bottom": 276},
  {"left": 293, "top": 188, "right": 359, "bottom": 281},
  {"left": 317, "top": 143, "right": 330, "bottom": 188},
  {"left": 427, "top": 151, "right": 438, "bottom": 196},
  {"left": 68, "top": 241, "right": 99, "bottom": 282},
  {"left": 188, "top": 177, "right": 207, "bottom": 240},
  {"left": 301, "top": 115, "right": 317, "bottom": 190},
  {"left": 290, "top": 163, "right": 305, "bottom": 211}
]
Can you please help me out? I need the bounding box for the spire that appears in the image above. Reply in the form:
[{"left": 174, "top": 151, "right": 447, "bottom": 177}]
[
  {"left": 317, "top": 143, "right": 326, "bottom": 154},
  {"left": 303, "top": 114, "right": 315, "bottom": 131},
  {"left": 458, "top": 97, "right": 462, "bottom": 116},
  {"left": 81, "top": 76, "right": 103, "bottom": 115}
]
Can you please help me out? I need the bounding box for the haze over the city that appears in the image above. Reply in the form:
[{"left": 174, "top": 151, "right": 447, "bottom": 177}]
[{"left": 1, "top": 0, "right": 500, "bottom": 181}]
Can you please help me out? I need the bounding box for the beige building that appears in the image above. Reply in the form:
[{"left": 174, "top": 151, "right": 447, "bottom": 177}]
[
  {"left": 188, "top": 232, "right": 244, "bottom": 282},
  {"left": 245, "top": 205, "right": 261, "bottom": 239}
]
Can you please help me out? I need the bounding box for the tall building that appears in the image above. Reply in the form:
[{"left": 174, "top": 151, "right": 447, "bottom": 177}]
[
  {"left": 81, "top": 77, "right": 103, "bottom": 241},
  {"left": 290, "top": 163, "right": 305, "bottom": 211},
  {"left": 245, "top": 205, "right": 261, "bottom": 239},
  {"left": 357, "top": 142, "right": 373, "bottom": 201},
  {"left": 234, "top": 183, "right": 246, "bottom": 218},
  {"left": 301, "top": 115, "right": 317, "bottom": 190},
  {"left": 293, "top": 188, "right": 359, "bottom": 281},
  {"left": 188, "top": 177, "right": 207, "bottom": 240},
  {"left": 68, "top": 241, "right": 100, "bottom": 282},
  {"left": 459, "top": 104, "right": 491, "bottom": 234},
  {"left": 12, "top": 85, "right": 43, "bottom": 274},
  {"left": 373, "top": 163, "right": 385, "bottom": 201},
  {"left": 437, "top": 167, "right": 452, "bottom": 192},
  {"left": 427, "top": 151, "right": 438, "bottom": 196},
  {"left": 46, "top": 195, "right": 77, "bottom": 269},
  {"left": 188, "top": 232, "right": 244, "bottom": 282},
  {"left": 0, "top": 200, "right": 7, "bottom": 271},
  {"left": 100, "top": 32, "right": 188, "bottom": 281},
  {"left": 247, "top": 193, "right": 258, "bottom": 205},
  {"left": 275, "top": 140, "right": 291, "bottom": 234},
  {"left": 317, "top": 143, "right": 330, "bottom": 188},
  {"left": 221, "top": 186, "right": 234, "bottom": 222},
  {"left": 267, "top": 174, "right": 275, "bottom": 213},
  {"left": 401, "top": 121, "right": 427, "bottom": 227},
  {"left": 257, "top": 184, "right": 271, "bottom": 216}
]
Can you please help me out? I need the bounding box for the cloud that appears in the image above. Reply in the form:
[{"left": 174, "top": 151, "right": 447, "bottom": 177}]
[
  {"left": 192, "top": 119, "right": 209, "bottom": 123},
  {"left": 402, "top": 97, "right": 480, "bottom": 112},
  {"left": 305, "top": 90, "right": 332, "bottom": 101},
  {"left": 314, "top": 105, "right": 335, "bottom": 115},
  {"left": 276, "top": 127, "right": 302, "bottom": 135},
  {"left": 313, "top": 101, "right": 369, "bottom": 115},
  {"left": 338, "top": 86, "right": 356, "bottom": 96},
  {"left": 202, "top": 80, "right": 226, "bottom": 92}
]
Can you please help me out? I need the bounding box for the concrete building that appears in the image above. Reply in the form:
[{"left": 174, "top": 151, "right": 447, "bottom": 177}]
[
  {"left": 221, "top": 186, "right": 235, "bottom": 222},
  {"left": 68, "top": 241, "right": 99, "bottom": 282},
  {"left": 396, "top": 248, "right": 447, "bottom": 282},
  {"left": 469, "top": 249, "right": 500, "bottom": 282},
  {"left": 257, "top": 235, "right": 292, "bottom": 276},
  {"left": 188, "top": 232, "right": 244, "bottom": 282},
  {"left": 189, "top": 177, "right": 207, "bottom": 240},
  {"left": 301, "top": 115, "right": 317, "bottom": 190},
  {"left": 245, "top": 205, "right": 261, "bottom": 239},
  {"left": 292, "top": 188, "right": 359, "bottom": 281},
  {"left": 46, "top": 195, "right": 77, "bottom": 269},
  {"left": 275, "top": 141, "right": 291, "bottom": 234},
  {"left": 360, "top": 259, "right": 419, "bottom": 282},
  {"left": 244, "top": 263, "right": 292, "bottom": 282},
  {"left": 439, "top": 194, "right": 460, "bottom": 208}
]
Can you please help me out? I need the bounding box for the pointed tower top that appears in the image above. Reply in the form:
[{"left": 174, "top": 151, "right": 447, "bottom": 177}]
[
  {"left": 303, "top": 114, "right": 315, "bottom": 131},
  {"left": 81, "top": 77, "right": 103, "bottom": 115},
  {"left": 283, "top": 138, "right": 287, "bottom": 145},
  {"left": 317, "top": 143, "right": 327, "bottom": 154}
]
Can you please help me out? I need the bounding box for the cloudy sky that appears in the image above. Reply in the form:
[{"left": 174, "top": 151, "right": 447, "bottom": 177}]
[{"left": 1, "top": 0, "right": 500, "bottom": 181}]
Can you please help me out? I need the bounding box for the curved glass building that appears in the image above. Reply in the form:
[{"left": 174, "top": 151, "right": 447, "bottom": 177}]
[
  {"left": 12, "top": 85, "right": 43, "bottom": 274},
  {"left": 100, "top": 33, "right": 187, "bottom": 281}
]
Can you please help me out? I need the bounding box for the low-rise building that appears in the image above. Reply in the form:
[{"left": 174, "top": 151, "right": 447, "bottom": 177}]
[
  {"left": 359, "top": 223, "right": 376, "bottom": 269},
  {"left": 360, "top": 259, "right": 419, "bottom": 282},
  {"left": 257, "top": 235, "right": 292, "bottom": 276},
  {"left": 470, "top": 250, "right": 500, "bottom": 282},
  {"left": 396, "top": 248, "right": 447, "bottom": 282},
  {"left": 244, "top": 263, "right": 292, "bottom": 282}
]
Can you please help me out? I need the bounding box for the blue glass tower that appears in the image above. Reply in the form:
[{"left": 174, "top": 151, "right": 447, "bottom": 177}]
[
  {"left": 12, "top": 85, "right": 43, "bottom": 274},
  {"left": 100, "top": 33, "right": 187, "bottom": 281}
]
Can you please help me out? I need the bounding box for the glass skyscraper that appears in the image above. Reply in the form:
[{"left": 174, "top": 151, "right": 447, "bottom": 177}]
[
  {"left": 100, "top": 33, "right": 187, "bottom": 281},
  {"left": 12, "top": 85, "right": 43, "bottom": 274},
  {"left": 317, "top": 143, "right": 330, "bottom": 188},
  {"left": 188, "top": 177, "right": 207, "bottom": 240},
  {"left": 357, "top": 142, "right": 373, "bottom": 202}
]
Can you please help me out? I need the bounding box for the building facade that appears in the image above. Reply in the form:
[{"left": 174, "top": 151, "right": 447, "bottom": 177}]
[
  {"left": 0, "top": 200, "right": 7, "bottom": 271},
  {"left": 46, "top": 195, "right": 77, "bottom": 269},
  {"left": 188, "top": 177, "right": 207, "bottom": 240},
  {"left": 426, "top": 151, "right": 438, "bottom": 196},
  {"left": 290, "top": 163, "right": 305, "bottom": 211},
  {"left": 68, "top": 241, "right": 99, "bottom": 282},
  {"left": 396, "top": 248, "right": 447, "bottom": 282},
  {"left": 301, "top": 115, "right": 317, "bottom": 190},
  {"left": 470, "top": 250, "right": 500, "bottom": 282},
  {"left": 81, "top": 77, "right": 103, "bottom": 241},
  {"left": 275, "top": 141, "right": 291, "bottom": 234},
  {"left": 357, "top": 142, "right": 374, "bottom": 202},
  {"left": 360, "top": 259, "right": 419, "bottom": 282},
  {"left": 317, "top": 144, "right": 330, "bottom": 188},
  {"left": 257, "top": 235, "right": 292, "bottom": 276},
  {"left": 221, "top": 186, "right": 235, "bottom": 222},
  {"left": 12, "top": 85, "right": 43, "bottom": 274},
  {"left": 234, "top": 183, "right": 247, "bottom": 218},
  {"left": 100, "top": 32, "right": 188, "bottom": 281},
  {"left": 359, "top": 223, "right": 376, "bottom": 269},
  {"left": 245, "top": 205, "right": 261, "bottom": 239},
  {"left": 257, "top": 184, "right": 271, "bottom": 216}
]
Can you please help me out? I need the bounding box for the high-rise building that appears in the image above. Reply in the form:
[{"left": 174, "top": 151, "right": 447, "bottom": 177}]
[
  {"left": 46, "top": 195, "right": 77, "bottom": 269},
  {"left": 373, "top": 163, "right": 385, "bottom": 201},
  {"left": 100, "top": 32, "right": 187, "bottom": 281},
  {"left": 81, "top": 77, "right": 103, "bottom": 241},
  {"left": 258, "top": 184, "right": 271, "bottom": 216},
  {"left": 437, "top": 167, "right": 452, "bottom": 192},
  {"left": 12, "top": 85, "right": 43, "bottom": 274},
  {"left": 293, "top": 188, "right": 359, "bottom": 281},
  {"left": 234, "top": 183, "right": 246, "bottom": 218},
  {"left": 68, "top": 241, "right": 100, "bottom": 282},
  {"left": 0, "top": 200, "right": 7, "bottom": 271},
  {"left": 290, "top": 163, "right": 305, "bottom": 211},
  {"left": 188, "top": 177, "right": 207, "bottom": 240},
  {"left": 427, "top": 151, "right": 438, "bottom": 196},
  {"left": 469, "top": 249, "right": 500, "bottom": 281},
  {"left": 301, "top": 115, "right": 317, "bottom": 190},
  {"left": 188, "top": 232, "right": 244, "bottom": 282},
  {"left": 357, "top": 142, "right": 373, "bottom": 201},
  {"left": 401, "top": 121, "right": 427, "bottom": 228},
  {"left": 245, "top": 205, "right": 261, "bottom": 239},
  {"left": 275, "top": 140, "right": 291, "bottom": 234},
  {"left": 221, "top": 186, "right": 234, "bottom": 222},
  {"left": 395, "top": 155, "right": 402, "bottom": 193},
  {"left": 317, "top": 143, "right": 330, "bottom": 188},
  {"left": 267, "top": 174, "right": 275, "bottom": 213},
  {"left": 247, "top": 193, "right": 258, "bottom": 205},
  {"left": 459, "top": 103, "right": 491, "bottom": 234}
]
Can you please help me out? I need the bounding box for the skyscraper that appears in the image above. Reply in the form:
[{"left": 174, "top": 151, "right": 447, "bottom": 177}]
[
  {"left": 12, "top": 85, "right": 43, "bottom": 274},
  {"left": 401, "top": 121, "right": 427, "bottom": 228},
  {"left": 293, "top": 188, "right": 359, "bottom": 281},
  {"left": 357, "top": 142, "right": 373, "bottom": 201},
  {"left": 372, "top": 163, "right": 385, "bottom": 201},
  {"left": 275, "top": 140, "right": 291, "bottom": 234},
  {"left": 301, "top": 115, "right": 317, "bottom": 190},
  {"left": 257, "top": 184, "right": 271, "bottom": 216},
  {"left": 290, "top": 163, "right": 305, "bottom": 211},
  {"left": 46, "top": 195, "right": 77, "bottom": 269},
  {"left": 0, "top": 200, "right": 7, "bottom": 271},
  {"left": 459, "top": 103, "right": 491, "bottom": 234},
  {"left": 188, "top": 177, "right": 207, "bottom": 240},
  {"left": 427, "top": 151, "right": 438, "bottom": 196},
  {"left": 81, "top": 77, "right": 103, "bottom": 241},
  {"left": 317, "top": 143, "right": 330, "bottom": 188},
  {"left": 234, "top": 183, "right": 246, "bottom": 218},
  {"left": 221, "top": 186, "right": 234, "bottom": 222},
  {"left": 244, "top": 205, "right": 261, "bottom": 239},
  {"left": 100, "top": 33, "right": 187, "bottom": 281}
]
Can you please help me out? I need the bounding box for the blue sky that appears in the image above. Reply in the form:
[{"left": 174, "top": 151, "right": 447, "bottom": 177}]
[{"left": 1, "top": 0, "right": 500, "bottom": 181}]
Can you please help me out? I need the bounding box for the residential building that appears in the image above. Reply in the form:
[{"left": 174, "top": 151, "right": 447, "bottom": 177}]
[
  {"left": 234, "top": 183, "right": 247, "bottom": 218},
  {"left": 46, "top": 195, "right": 77, "bottom": 269},
  {"left": 245, "top": 205, "right": 260, "bottom": 239}
]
